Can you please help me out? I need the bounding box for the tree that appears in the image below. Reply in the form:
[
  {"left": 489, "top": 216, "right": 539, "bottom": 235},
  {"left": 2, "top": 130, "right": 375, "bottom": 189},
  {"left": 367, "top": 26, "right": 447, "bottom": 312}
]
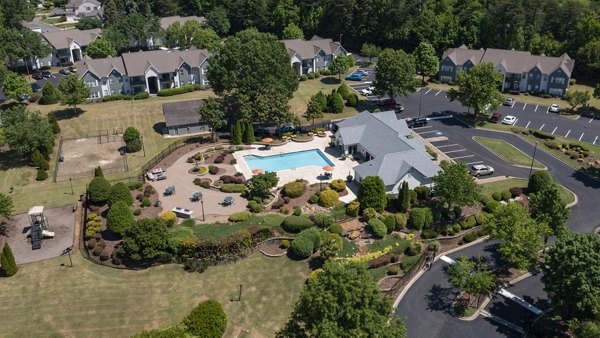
[
  {"left": 107, "top": 201, "right": 135, "bottom": 236},
  {"left": 119, "top": 218, "right": 171, "bottom": 261},
  {"left": 47, "top": 112, "right": 61, "bottom": 134},
  {"left": 303, "top": 93, "right": 325, "bottom": 127},
  {"left": 0, "top": 28, "right": 52, "bottom": 76},
  {"left": 205, "top": 6, "right": 230, "bottom": 36},
  {"left": 447, "top": 255, "right": 496, "bottom": 307},
  {"left": 88, "top": 176, "right": 111, "bottom": 205},
  {"left": 84, "top": 39, "right": 117, "bottom": 58},
  {"left": 242, "top": 121, "right": 255, "bottom": 144},
  {"left": 328, "top": 54, "right": 349, "bottom": 82},
  {"left": 270, "top": 0, "right": 300, "bottom": 36},
  {"left": 1, "top": 243, "right": 17, "bottom": 276},
  {"left": 563, "top": 90, "right": 591, "bottom": 112},
  {"left": 249, "top": 172, "right": 278, "bottom": 198},
  {"left": 190, "top": 26, "right": 221, "bottom": 52},
  {"left": 278, "top": 261, "right": 407, "bottom": 337},
  {"left": 2, "top": 72, "right": 31, "bottom": 101},
  {"left": 397, "top": 181, "right": 410, "bottom": 212},
  {"left": 198, "top": 98, "right": 225, "bottom": 142},
  {"left": 374, "top": 48, "right": 419, "bottom": 100},
  {"left": 230, "top": 121, "right": 242, "bottom": 145},
  {"left": 163, "top": 20, "right": 220, "bottom": 51},
  {"left": 40, "top": 82, "right": 60, "bottom": 105},
  {"left": 0, "top": 106, "right": 53, "bottom": 156},
  {"left": 529, "top": 183, "right": 570, "bottom": 245},
  {"left": 123, "top": 127, "right": 141, "bottom": 153},
  {"left": 75, "top": 17, "right": 103, "bottom": 30},
  {"left": 413, "top": 41, "right": 439, "bottom": 84},
  {"left": 485, "top": 203, "right": 549, "bottom": 270},
  {"left": 58, "top": 74, "right": 91, "bottom": 114},
  {"left": 357, "top": 176, "right": 387, "bottom": 213},
  {"left": 183, "top": 300, "right": 227, "bottom": 337},
  {"left": 103, "top": 13, "right": 160, "bottom": 51},
  {"left": 103, "top": 0, "right": 123, "bottom": 25},
  {"left": 528, "top": 170, "right": 553, "bottom": 194},
  {"left": 432, "top": 161, "right": 480, "bottom": 209},
  {"left": 328, "top": 92, "right": 344, "bottom": 113},
  {"left": 577, "top": 40, "right": 600, "bottom": 79},
  {"left": 0, "top": 193, "right": 14, "bottom": 219},
  {"left": 361, "top": 43, "right": 381, "bottom": 63},
  {"left": 109, "top": 182, "right": 134, "bottom": 206},
  {"left": 542, "top": 232, "right": 600, "bottom": 319},
  {"left": 0, "top": 0, "right": 35, "bottom": 28},
  {"left": 447, "top": 62, "right": 504, "bottom": 117},
  {"left": 94, "top": 166, "right": 104, "bottom": 177},
  {"left": 282, "top": 23, "right": 304, "bottom": 40}
]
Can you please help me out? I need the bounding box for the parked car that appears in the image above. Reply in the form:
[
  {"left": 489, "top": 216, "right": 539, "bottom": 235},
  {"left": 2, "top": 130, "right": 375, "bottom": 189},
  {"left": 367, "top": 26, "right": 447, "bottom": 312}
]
[
  {"left": 345, "top": 73, "right": 364, "bottom": 81},
  {"left": 31, "top": 83, "right": 42, "bottom": 92},
  {"left": 19, "top": 94, "right": 30, "bottom": 101},
  {"left": 42, "top": 71, "right": 53, "bottom": 78},
  {"left": 32, "top": 72, "right": 43, "bottom": 80},
  {"left": 59, "top": 68, "right": 70, "bottom": 75},
  {"left": 407, "top": 117, "right": 428, "bottom": 128},
  {"left": 356, "top": 70, "right": 369, "bottom": 76},
  {"left": 501, "top": 115, "right": 517, "bottom": 125},
  {"left": 156, "top": 173, "right": 167, "bottom": 181},
  {"left": 549, "top": 104, "right": 560, "bottom": 113},
  {"left": 280, "top": 124, "right": 295, "bottom": 133},
  {"left": 490, "top": 112, "right": 502, "bottom": 123},
  {"left": 470, "top": 164, "right": 494, "bottom": 177},
  {"left": 503, "top": 97, "right": 515, "bottom": 106},
  {"left": 360, "top": 86, "right": 374, "bottom": 96}
]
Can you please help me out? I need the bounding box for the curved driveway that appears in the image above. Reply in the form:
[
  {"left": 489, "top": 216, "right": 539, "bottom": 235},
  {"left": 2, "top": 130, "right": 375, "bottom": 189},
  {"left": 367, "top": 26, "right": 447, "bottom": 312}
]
[{"left": 396, "top": 119, "right": 600, "bottom": 337}]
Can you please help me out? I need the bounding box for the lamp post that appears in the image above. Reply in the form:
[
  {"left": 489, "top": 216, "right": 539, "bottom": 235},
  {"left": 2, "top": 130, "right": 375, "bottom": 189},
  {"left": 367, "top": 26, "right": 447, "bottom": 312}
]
[
  {"left": 69, "top": 177, "right": 74, "bottom": 195},
  {"left": 528, "top": 142, "right": 538, "bottom": 180},
  {"left": 199, "top": 192, "right": 205, "bottom": 221},
  {"left": 418, "top": 89, "right": 423, "bottom": 118}
]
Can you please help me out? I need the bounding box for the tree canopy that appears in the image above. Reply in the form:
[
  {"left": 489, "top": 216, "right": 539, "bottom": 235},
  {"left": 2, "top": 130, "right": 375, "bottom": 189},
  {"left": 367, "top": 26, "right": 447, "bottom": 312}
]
[
  {"left": 58, "top": 74, "right": 91, "bottom": 114},
  {"left": 0, "top": 193, "right": 13, "bottom": 219},
  {"left": 447, "top": 62, "right": 504, "bottom": 116},
  {"left": 85, "top": 39, "right": 117, "bottom": 59},
  {"left": 374, "top": 48, "right": 419, "bottom": 99},
  {"left": 198, "top": 98, "right": 225, "bottom": 141},
  {"left": 250, "top": 172, "right": 279, "bottom": 198},
  {"left": 278, "top": 261, "right": 407, "bottom": 337},
  {"left": 414, "top": 41, "right": 439, "bottom": 83},
  {"left": 357, "top": 176, "right": 387, "bottom": 213},
  {"left": 0, "top": 106, "right": 53, "bottom": 156},
  {"left": 563, "top": 90, "right": 591, "bottom": 112},
  {"left": 119, "top": 218, "right": 171, "bottom": 262},
  {"left": 104, "top": 13, "right": 161, "bottom": 51},
  {"left": 529, "top": 183, "right": 570, "bottom": 244},
  {"left": 432, "top": 161, "right": 480, "bottom": 208},
  {"left": 163, "top": 20, "right": 220, "bottom": 51},
  {"left": 2, "top": 72, "right": 31, "bottom": 100},
  {"left": 447, "top": 255, "right": 496, "bottom": 307}
]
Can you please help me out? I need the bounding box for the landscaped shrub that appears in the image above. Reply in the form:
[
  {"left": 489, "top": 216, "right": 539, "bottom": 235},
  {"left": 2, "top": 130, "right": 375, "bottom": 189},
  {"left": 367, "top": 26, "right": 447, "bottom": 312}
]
[
  {"left": 346, "top": 200, "right": 360, "bottom": 217},
  {"left": 337, "top": 83, "right": 350, "bottom": 99},
  {"left": 531, "top": 129, "right": 555, "bottom": 140},
  {"left": 157, "top": 85, "right": 195, "bottom": 96},
  {"left": 0, "top": 243, "right": 17, "bottom": 276},
  {"left": 290, "top": 235, "right": 313, "bottom": 259},
  {"left": 328, "top": 92, "right": 344, "bottom": 113},
  {"left": 88, "top": 177, "right": 111, "bottom": 205},
  {"left": 460, "top": 216, "right": 477, "bottom": 230},
  {"left": 368, "top": 218, "right": 387, "bottom": 238},
  {"left": 141, "top": 198, "right": 151, "bottom": 207},
  {"left": 228, "top": 211, "right": 251, "bottom": 222},
  {"left": 85, "top": 215, "right": 102, "bottom": 238},
  {"left": 405, "top": 242, "right": 422, "bottom": 256},
  {"left": 421, "top": 229, "right": 439, "bottom": 239},
  {"left": 312, "top": 212, "right": 335, "bottom": 229},
  {"left": 99, "top": 250, "right": 110, "bottom": 261},
  {"left": 475, "top": 212, "right": 490, "bottom": 225},
  {"left": 280, "top": 239, "right": 290, "bottom": 249},
  {"left": 328, "top": 223, "right": 343, "bottom": 235},
  {"left": 544, "top": 140, "right": 560, "bottom": 149},
  {"left": 362, "top": 207, "right": 378, "bottom": 221},
  {"left": 329, "top": 179, "right": 346, "bottom": 192},
  {"left": 509, "top": 187, "right": 523, "bottom": 197},
  {"left": 293, "top": 206, "right": 302, "bottom": 216},
  {"left": 318, "top": 189, "right": 339, "bottom": 207},
  {"left": 408, "top": 207, "right": 433, "bottom": 230},
  {"left": 401, "top": 254, "right": 422, "bottom": 272},
  {"left": 40, "top": 82, "right": 60, "bottom": 104},
  {"left": 381, "top": 214, "right": 397, "bottom": 232},
  {"left": 246, "top": 200, "right": 264, "bottom": 213},
  {"left": 387, "top": 266, "right": 400, "bottom": 275},
  {"left": 101, "top": 93, "right": 132, "bottom": 102},
  {"left": 208, "top": 165, "right": 219, "bottom": 175},
  {"left": 367, "top": 254, "right": 391, "bottom": 269},
  {"left": 358, "top": 176, "right": 386, "bottom": 212},
  {"left": 282, "top": 181, "right": 306, "bottom": 198},
  {"left": 501, "top": 190, "right": 511, "bottom": 201},
  {"left": 36, "top": 169, "right": 48, "bottom": 181},
  {"left": 484, "top": 200, "right": 500, "bottom": 213},
  {"left": 309, "top": 194, "right": 319, "bottom": 204},
  {"left": 280, "top": 206, "right": 292, "bottom": 214},
  {"left": 133, "top": 92, "right": 149, "bottom": 100},
  {"left": 183, "top": 299, "right": 227, "bottom": 337},
  {"left": 461, "top": 231, "right": 480, "bottom": 243},
  {"left": 453, "top": 206, "right": 462, "bottom": 219},
  {"left": 492, "top": 191, "right": 502, "bottom": 201},
  {"left": 133, "top": 208, "right": 142, "bottom": 216},
  {"left": 219, "top": 175, "right": 243, "bottom": 184},
  {"left": 107, "top": 201, "right": 135, "bottom": 236},
  {"left": 307, "top": 73, "right": 315, "bottom": 79},
  {"left": 160, "top": 210, "right": 177, "bottom": 227},
  {"left": 528, "top": 170, "right": 553, "bottom": 194},
  {"left": 301, "top": 227, "right": 322, "bottom": 251},
  {"left": 346, "top": 93, "right": 358, "bottom": 107},
  {"left": 299, "top": 75, "right": 307, "bottom": 81},
  {"left": 453, "top": 223, "right": 462, "bottom": 233},
  {"left": 414, "top": 186, "right": 431, "bottom": 200},
  {"left": 281, "top": 215, "right": 314, "bottom": 233},
  {"left": 394, "top": 213, "right": 407, "bottom": 229},
  {"left": 220, "top": 184, "right": 246, "bottom": 193},
  {"left": 129, "top": 181, "right": 143, "bottom": 190},
  {"left": 109, "top": 182, "right": 134, "bottom": 206}
]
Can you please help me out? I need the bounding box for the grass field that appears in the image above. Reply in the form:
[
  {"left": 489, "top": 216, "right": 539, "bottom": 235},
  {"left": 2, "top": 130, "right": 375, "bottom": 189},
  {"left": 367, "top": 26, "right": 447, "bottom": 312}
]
[
  {"left": 473, "top": 136, "right": 545, "bottom": 169},
  {"left": 0, "top": 252, "right": 309, "bottom": 337},
  {"left": 480, "top": 177, "right": 576, "bottom": 205}
]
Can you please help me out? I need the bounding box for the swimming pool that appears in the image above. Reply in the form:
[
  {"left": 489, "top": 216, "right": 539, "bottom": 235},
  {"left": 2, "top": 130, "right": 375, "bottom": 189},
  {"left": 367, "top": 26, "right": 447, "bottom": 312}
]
[{"left": 244, "top": 149, "right": 334, "bottom": 172}]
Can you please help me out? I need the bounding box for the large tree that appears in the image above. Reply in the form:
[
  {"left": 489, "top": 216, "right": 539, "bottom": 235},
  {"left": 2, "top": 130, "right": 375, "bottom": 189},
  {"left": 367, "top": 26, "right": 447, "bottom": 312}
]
[
  {"left": 432, "top": 161, "right": 480, "bottom": 209},
  {"left": 58, "top": 74, "right": 91, "bottom": 114},
  {"left": 103, "top": 13, "right": 161, "bottom": 51},
  {"left": 163, "top": 20, "right": 220, "bottom": 51},
  {"left": 447, "top": 62, "right": 504, "bottom": 117},
  {"left": 0, "top": 193, "right": 13, "bottom": 219},
  {"left": 563, "top": 90, "right": 591, "bottom": 112},
  {"left": 447, "top": 255, "right": 496, "bottom": 307},
  {"left": 413, "top": 41, "right": 439, "bottom": 84},
  {"left": 0, "top": 0, "right": 35, "bottom": 28},
  {"left": 207, "top": 28, "right": 297, "bottom": 124},
  {"left": 486, "top": 203, "right": 549, "bottom": 270},
  {"left": 328, "top": 54, "right": 349, "bottom": 82},
  {"left": 357, "top": 176, "right": 387, "bottom": 213},
  {"left": 119, "top": 218, "right": 171, "bottom": 262},
  {"left": 198, "top": 98, "right": 225, "bottom": 141},
  {"left": 84, "top": 39, "right": 117, "bottom": 58},
  {"left": 0, "top": 28, "right": 52, "bottom": 76},
  {"left": 0, "top": 106, "right": 53, "bottom": 156},
  {"left": 360, "top": 43, "right": 381, "bottom": 63},
  {"left": 529, "top": 183, "right": 570, "bottom": 245},
  {"left": 577, "top": 40, "right": 600, "bottom": 79},
  {"left": 281, "top": 23, "right": 304, "bottom": 40},
  {"left": 542, "top": 232, "right": 600, "bottom": 319},
  {"left": 205, "top": 6, "right": 230, "bottom": 36},
  {"left": 278, "top": 261, "right": 407, "bottom": 337},
  {"left": 2, "top": 72, "right": 31, "bottom": 101},
  {"left": 374, "top": 48, "right": 419, "bottom": 100}
]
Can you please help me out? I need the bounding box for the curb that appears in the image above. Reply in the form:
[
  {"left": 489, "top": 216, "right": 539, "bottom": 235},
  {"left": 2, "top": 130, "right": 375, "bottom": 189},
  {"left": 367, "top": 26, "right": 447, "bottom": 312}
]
[{"left": 472, "top": 136, "right": 547, "bottom": 170}]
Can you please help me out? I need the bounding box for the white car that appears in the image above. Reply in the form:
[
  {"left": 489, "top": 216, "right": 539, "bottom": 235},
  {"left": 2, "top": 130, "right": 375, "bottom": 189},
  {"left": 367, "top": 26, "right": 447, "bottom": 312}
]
[
  {"left": 470, "top": 164, "right": 494, "bottom": 177},
  {"left": 360, "top": 86, "right": 374, "bottom": 96},
  {"left": 501, "top": 115, "right": 517, "bottom": 125},
  {"left": 549, "top": 104, "right": 560, "bottom": 113}
]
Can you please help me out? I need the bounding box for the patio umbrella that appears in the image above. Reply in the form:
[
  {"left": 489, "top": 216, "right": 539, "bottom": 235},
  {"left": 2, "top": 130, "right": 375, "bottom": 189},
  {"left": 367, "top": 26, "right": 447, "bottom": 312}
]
[
  {"left": 322, "top": 165, "right": 334, "bottom": 172},
  {"left": 262, "top": 137, "right": 273, "bottom": 143},
  {"left": 252, "top": 169, "right": 264, "bottom": 175}
]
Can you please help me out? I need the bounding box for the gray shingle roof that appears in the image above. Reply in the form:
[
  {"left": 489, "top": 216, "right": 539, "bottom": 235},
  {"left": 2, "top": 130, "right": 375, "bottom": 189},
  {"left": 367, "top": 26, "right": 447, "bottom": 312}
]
[
  {"left": 42, "top": 28, "right": 102, "bottom": 50},
  {"left": 160, "top": 16, "right": 206, "bottom": 29},
  {"left": 76, "top": 56, "right": 125, "bottom": 78},
  {"left": 163, "top": 99, "right": 205, "bottom": 127},
  {"left": 282, "top": 36, "right": 343, "bottom": 59},
  {"left": 442, "top": 45, "right": 485, "bottom": 66}
]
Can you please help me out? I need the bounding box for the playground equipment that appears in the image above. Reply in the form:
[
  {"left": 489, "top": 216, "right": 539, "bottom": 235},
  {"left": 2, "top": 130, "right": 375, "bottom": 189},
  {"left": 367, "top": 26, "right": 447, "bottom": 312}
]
[{"left": 26, "top": 206, "right": 55, "bottom": 250}]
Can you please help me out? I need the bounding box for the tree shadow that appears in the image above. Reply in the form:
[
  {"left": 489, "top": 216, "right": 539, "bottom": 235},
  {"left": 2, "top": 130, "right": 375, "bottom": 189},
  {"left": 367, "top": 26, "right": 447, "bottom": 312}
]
[
  {"left": 52, "top": 107, "right": 84, "bottom": 120},
  {"left": 486, "top": 297, "right": 536, "bottom": 333},
  {"left": 436, "top": 116, "right": 473, "bottom": 129},
  {"left": 571, "top": 169, "right": 600, "bottom": 189},
  {"left": 482, "top": 242, "right": 505, "bottom": 270},
  {"left": 0, "top": 149, "right": 30, "bottom": 171},
  {"left": 152, "top": 122, "right": 166, "bottom": 136},
  {"left": 320, "top": 77, "right": 340, "bottom": 85},
  {"left": 356, "top": 99, "right": 375, "bottom": 112},
  {"left": 424, "top": 283, "right": 458, "bottom": 315},
  {"left": 308, "top": 256, "right": 324, "bottom": 270}
]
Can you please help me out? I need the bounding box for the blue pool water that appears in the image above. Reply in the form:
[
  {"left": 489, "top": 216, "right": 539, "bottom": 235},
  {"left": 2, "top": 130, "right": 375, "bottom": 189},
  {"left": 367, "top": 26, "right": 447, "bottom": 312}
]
[{"left": 244, "top": 149, "right": 334, "bottom": 172}]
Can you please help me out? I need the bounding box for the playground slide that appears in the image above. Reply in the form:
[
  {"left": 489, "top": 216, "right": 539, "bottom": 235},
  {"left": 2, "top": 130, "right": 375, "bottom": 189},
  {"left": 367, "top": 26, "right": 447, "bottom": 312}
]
[{"left": 42, "top": 230, "right": 55, "bottom": 238}]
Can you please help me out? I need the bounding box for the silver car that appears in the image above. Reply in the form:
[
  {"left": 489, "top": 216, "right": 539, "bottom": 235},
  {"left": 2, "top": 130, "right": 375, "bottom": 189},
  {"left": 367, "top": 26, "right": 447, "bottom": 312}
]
[{"left": 470, "top": 164, "right": 494, "bottom": 177}]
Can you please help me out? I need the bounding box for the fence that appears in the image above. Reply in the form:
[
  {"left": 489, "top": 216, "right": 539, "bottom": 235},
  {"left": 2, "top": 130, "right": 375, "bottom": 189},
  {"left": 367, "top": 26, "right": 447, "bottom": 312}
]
[
  {"left": 55, "top": 165, "right": 128, "bottom": 182},
  {"left": 139, "top": 135, "right": 213, "bottom": 179},
  {"left": 52, "top": 135, "right": 65, "bottom": 183},
  {"left": 383, "top": 253, "right": 428, "bottom": 299}
]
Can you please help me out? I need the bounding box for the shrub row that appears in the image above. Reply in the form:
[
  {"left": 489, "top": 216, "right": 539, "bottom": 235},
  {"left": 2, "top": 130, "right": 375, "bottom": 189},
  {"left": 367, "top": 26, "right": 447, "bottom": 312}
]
[
  {"left": 220, "top": 184, "right": 246, "bottom": 193},
  {"left": 157, "top": 85, "right": 195, "bottom": 97},
  {"left": 281, "top": 215, "right": 314, "bottom": 233},
  {"left": 530, "top": 129, "right": 555, "bottom": 140}
]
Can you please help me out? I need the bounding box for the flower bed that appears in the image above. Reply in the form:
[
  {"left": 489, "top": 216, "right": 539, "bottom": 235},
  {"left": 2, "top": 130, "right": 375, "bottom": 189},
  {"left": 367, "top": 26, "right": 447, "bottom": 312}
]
[{"left": 291, "top": 135, "right": 314, "bottom": 142}]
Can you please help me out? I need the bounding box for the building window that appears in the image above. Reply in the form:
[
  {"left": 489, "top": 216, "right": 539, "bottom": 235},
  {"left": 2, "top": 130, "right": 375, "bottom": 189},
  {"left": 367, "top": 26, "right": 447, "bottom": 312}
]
[
  {"left": 85, "top": 80, "right": 97, "bottom": 87},
  {"left": 179, "top": 69, "right": 184, "bottom": 75},
  {"left": 554, "top": 77, "right": 565, "bottom": 85},
  {"left": 89, "top": 92, "right": 99, "bottom": 99},
  {"left": 86, "top": 6, "right": 91, "bottom": 11},
  {"left": 543, "top": 75, "right": 547, "bottom": 81},
  {"left": 441, "top": 65, "right": 453, "bottom": 72}
]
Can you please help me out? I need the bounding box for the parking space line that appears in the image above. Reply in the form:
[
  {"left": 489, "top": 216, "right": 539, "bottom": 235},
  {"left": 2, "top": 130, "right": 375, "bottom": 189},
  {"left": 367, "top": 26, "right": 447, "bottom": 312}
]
[
  {"left": 444, "top": 149, "right": 468, "bottom": 154},
  {"left": 589, "top": 118, "right": 594, "bottom": 124},
  {"left": 551, "top": 127, "right": 557, "bottom": 134},
  {"left": 417, "top": 130, "right": 438, "bottom": 134},
  {"left": 511, "top": 101, "right": 515, "bottom": 108},
  {"left": 579, "top": 133, "right": 584, "bottom": 141},
  {"left": 467, "top": 161, "right": 484, "bottom": 165},
  {"left": 546, "top": 108, "right": 549, "bottom": 114},
  {"left": 535, "top": 105, "right": 538, "bottom": 112},
  {"left": 451, "top": 155, "right": 475, "bottom": 160},
  {"left": 540, "top": 124, "right": 545, "bottom": 130},
  {"left": 435, "top": 144, "right": 459, "bottom": 148},
  {"left": 594, "top": 136, "right": 598, "bottom": 145},
  {"left": 565, "top": 130, "right": 571, "bottom": 138},
  {"left": 435, "top": 90, "right": 442, "bottom": 96},
  {"left": 522, "top": 103, "right": 527, "bottom": 110},
  {"left": 513, "top": 118, "right": 518, "bottom": 125},
  {"left": 525, "top": 121, "right": 531, "bottom": 128},
  {"left": 412, "top": 126, "right": 432, "bottom": 130},
  {"left": 416, "top": 87, "right": 422, "bottom": 92},
  {"left": 424, "top": 88, "right": 432, "bottom": 95}
]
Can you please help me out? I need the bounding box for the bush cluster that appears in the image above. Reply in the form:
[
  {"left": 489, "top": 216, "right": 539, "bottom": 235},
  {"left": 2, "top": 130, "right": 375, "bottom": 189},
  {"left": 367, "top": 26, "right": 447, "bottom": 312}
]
[
  {"left": 219, "top": 175, "right": 243, "bottom": 184},
  {"left": 368, "top": 218, "right": 387, "bottom": 238},
  {"left": 362, "top": 207, "right": 378, "bottom": 221},
  {"left": 220, "top": 184, "right": 246, "bottom": 193},
  {"left": 345, "top": 200, "right": 360, "bottom": 217},
  {"left": 318, "top": 189, "right": 339, "bottom": 207},
  {"left": 408, "top": 207, "right": 433, "bottom": 230},
  {"left": 228, "top": 211, "right": 251, "bottom": 222},
  {"left": 133, "top": 92, "right": 149, "bottom": 100},
  {"left": 329, "top": 179, "right": 346, "bottom": 192},
  {"left": 544, "top": 140, "right": 560, "bottom": 149},
  {"left": 85, "top": 213, "right": 102, "bottom": 238},
  {"left": 460, "top": 216, "right": 477, "bottom": 230},
  {"left": 530, "top": 129, "right": 555, "bottom": 140},
  {"left": 281, "top": 215, "right": 314, "bottom": 233},
  {"left": 183, "top": 300, "right": 227, "bottom": 337},
  {"left": 159, "top": 210, "right": 177, "bottom": 227},
  {"left": 414, "top": 186, "right": 431, "bottom": 200},
  {"left": 290, "top": 228, "right": 321, "bottom": 259},
  {"left": 101, "top": 93, "right": 132, "bottom": 102},
  {"left": 328, "top": 223, "right": 343, "bottom": 235},
  {"left": 367, "top": 254, "right": 391, "bottom": 269},
  {"left": 282, "top": 181, "right": 306, "bottom": 198},
  {"left": 157, "top": 85, "right": 195, "bottom": 96},
  {"left": 246, "top": 200, "right": 264, "bottom": 213}
]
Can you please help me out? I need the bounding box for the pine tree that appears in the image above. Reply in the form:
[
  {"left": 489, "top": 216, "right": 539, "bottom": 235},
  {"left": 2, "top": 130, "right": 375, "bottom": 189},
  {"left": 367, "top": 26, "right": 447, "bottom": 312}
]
[
  {"left": 94, "top": 166, "right": 104, "bottom": 177},
  {"left": 397, "top": 181, "right": 410, "bottom": 212},
  {"left": 1, "top": 243, "right": 17, "bottom": 276},
  {"left": 243, "top": 121, "right": 255, "bottom": 144},
  {"left": 230, "top": 121, "right": 242, "bottom": 145}
]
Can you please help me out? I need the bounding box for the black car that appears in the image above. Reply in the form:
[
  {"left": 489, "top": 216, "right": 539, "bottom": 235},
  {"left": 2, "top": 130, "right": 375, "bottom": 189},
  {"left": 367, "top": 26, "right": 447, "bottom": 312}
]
[
  {"left": 407, "top": 117, "right": 428, "bottom": 128},
  {"left": 31, "top": 83, "right": 42, "bottom": 92},
  {"left": 32, "top": 72, "right": 43, "bottom": 80},
  {"left": 42, "top": 71, "right": 53, "bottom": 78}
]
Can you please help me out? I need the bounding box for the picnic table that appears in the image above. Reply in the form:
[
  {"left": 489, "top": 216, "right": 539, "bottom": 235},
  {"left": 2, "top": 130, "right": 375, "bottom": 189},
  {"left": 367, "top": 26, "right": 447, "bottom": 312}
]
[{"left": 152, "top": 167, "right": 165, "bottom": 174}]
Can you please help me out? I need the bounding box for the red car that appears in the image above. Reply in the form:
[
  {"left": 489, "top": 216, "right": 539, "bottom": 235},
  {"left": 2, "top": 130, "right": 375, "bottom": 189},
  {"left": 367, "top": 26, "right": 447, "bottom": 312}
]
[{"left": 490, "top": 112, "right": 502, "bottom": 123}]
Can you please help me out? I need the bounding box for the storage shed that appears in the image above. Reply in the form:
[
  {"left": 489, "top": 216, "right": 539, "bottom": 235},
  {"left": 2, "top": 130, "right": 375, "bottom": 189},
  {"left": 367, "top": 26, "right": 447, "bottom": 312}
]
[{"left": 162, "top": 99, "right": 210, "bottom": 136}]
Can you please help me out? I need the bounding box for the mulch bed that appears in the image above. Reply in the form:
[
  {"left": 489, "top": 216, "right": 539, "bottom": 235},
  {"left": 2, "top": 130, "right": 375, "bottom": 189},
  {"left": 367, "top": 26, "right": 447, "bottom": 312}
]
[
  {"left": 378, "top": 274, "right": 404, "bottom": 290},
  {"left": 153, "top": 138, "right": 217, "bottom": 170},
  {"left": 291, "top": 135, "right": 314, "bottom": 142},
  {"left": 258, "top": 240, "right": 288, "bottom": 256}
]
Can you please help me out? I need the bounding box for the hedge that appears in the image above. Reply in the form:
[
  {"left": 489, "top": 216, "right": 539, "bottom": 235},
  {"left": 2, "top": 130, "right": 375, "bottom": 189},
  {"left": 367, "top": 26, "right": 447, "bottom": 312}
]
[
  {"left": 228, "top": 211, "right": 251, "bottom": 222},
  {"left": 101, "top": 93, "right": 132, "bottom": 102},
  {"left": 281, "top": 215, "right": 314, "bottom": 233},
  {"left": 408, "top": 207, "right": 433, "bottom": 230},
  {"left": 220, "top": 184, "right": 246, "bottom": 193},
  {"left": 133, "top": 92, "right": 150, "bottom": 100},
  {"left": 183, "top": 300, "right": 227, "bottom": 337},
  {"left": 368, "top": 218, "right": 387, "bottom": 238},
  {"left": 282, "top": 181, "right": 306, "bottom": 198},
  {"left": 544, "top": 140, "right": 560, "bottom": 149},
  {"left": 530, "top": 129, "right": 555, "bottom": 140},
  {"left": 157, "top": 85, "right": 195, "bottom": 96},
  {"left": 318, "top": 189, "right": 339, "bottom": 207}
]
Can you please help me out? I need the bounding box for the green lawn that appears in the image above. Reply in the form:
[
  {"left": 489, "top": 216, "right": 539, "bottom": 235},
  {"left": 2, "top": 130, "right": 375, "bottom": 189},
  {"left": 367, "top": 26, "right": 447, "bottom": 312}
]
[
  {"left": 0, "top": 252, "right": 309, "bottom": 337},
  {"left": 480, "top": 177, "right": 576, "bottom": 205},
  {"left": 175, "top": 214, "right": 286, "bottom": 239},
  {"left": 473, "top": 136, "right": 545, "bottom": 169}
]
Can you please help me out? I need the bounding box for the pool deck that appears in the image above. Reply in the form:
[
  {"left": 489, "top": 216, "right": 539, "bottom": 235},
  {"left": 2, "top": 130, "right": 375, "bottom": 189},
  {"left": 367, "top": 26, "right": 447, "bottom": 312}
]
[{"left": 233, "top": 134, "right": 358, "bottom": 202}]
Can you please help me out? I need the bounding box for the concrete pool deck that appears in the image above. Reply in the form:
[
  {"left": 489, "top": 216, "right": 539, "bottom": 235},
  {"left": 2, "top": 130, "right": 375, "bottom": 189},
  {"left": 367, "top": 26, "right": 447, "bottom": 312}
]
[{"left": 233, "top": 134, "right": 358, "bottom": 202}]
